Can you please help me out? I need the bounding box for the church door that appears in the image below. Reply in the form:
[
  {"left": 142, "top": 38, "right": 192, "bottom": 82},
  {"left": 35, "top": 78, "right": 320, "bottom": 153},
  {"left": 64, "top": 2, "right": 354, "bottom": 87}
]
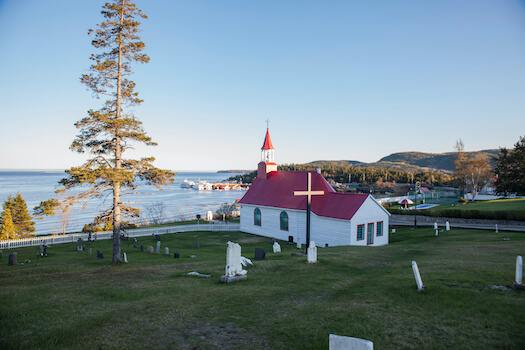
[{"left": 367, "top": 223, "right": 374, "bottom": 245}]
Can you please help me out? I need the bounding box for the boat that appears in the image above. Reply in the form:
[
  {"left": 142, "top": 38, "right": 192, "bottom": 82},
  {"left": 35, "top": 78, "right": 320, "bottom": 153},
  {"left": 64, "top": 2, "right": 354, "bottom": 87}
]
[
  {"left": 193, "top": 180, "right": 213, "bottom": 191},
  {"left": 181, "top": 179, "right": 195, "bottom": 188}
]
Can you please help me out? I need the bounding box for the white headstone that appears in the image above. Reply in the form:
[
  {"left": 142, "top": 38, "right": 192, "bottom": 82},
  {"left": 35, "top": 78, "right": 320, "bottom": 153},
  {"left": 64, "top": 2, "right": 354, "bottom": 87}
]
[
  {"left": 123, "top": 252, "right": 128, "bottom": 263},
  {"left": 164, "top": 247, "right": 169, "bottom": 255},
  {"left": 207, "top": 210, "right": 213, "bottom": 221},
  {"left": 516, "top": 256, "right": 523, "bottom": 285},
  {"left": 297, "top": 238, "right": 302, "bottom": 249},
  {"left": 434, "top": 222, "right": 438, "bottom": 230},
  {"left": 307, "top": 241, "right": 317, "bottom": 263},
  {"left": 273, "top": 242, "right": 281, "bottom": 253},
  {"left": 445, "top": 221, "right": 450, "bottom": 231},
  {"left": 329, "top": 334, "right": 373, "bottom": 350},
  {"left": 412, "top": 261, "right": 424, "bottom": 291},
  {"left": 225, "top": 241, "right": 247, "bottom": 277},
  {"left": 147, "top": 246, "right": 154, "bottom": 254},
  {"left": 435, "top": 229, "right": 439, "bottom": 236},
  {"left": 391, "top": 228, "right": 396, "bottom": 233},
  {"left": 495, "top": 224, "right": 499, "bottom": 233},
  {"left": 156, "top": 241, "right": 161, "bottom": 254}
]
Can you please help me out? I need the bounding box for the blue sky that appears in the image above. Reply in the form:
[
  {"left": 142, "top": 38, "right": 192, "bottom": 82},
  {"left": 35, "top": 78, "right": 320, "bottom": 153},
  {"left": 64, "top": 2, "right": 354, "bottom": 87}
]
[{"left": 1, "top": 0, "right": 524, "bottom": 171}]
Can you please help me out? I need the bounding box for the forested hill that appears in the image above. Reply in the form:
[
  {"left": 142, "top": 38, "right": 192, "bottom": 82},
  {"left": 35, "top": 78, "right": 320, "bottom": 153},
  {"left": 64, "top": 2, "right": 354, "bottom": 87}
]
[{"left": 309, "top": 149, "right": 500, "bottom": 175}]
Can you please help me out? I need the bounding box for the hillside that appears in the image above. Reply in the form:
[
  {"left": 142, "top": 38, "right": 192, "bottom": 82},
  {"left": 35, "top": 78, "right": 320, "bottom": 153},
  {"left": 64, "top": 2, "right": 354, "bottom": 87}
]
[{"left": 310, "top": 149, "right": 499, "bottom": 175}]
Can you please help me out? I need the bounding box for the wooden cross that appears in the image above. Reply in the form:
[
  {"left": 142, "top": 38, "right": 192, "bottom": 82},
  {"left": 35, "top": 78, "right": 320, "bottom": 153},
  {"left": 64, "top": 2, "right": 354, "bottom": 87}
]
[{"left": 293, "top": 172, "right": 324, "bottom": 250}]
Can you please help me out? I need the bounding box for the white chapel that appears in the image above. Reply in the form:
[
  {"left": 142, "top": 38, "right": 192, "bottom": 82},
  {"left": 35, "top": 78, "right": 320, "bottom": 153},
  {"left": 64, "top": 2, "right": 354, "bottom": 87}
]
[{"left": 238, "top": 128, "right": 390, "bottom": 247}]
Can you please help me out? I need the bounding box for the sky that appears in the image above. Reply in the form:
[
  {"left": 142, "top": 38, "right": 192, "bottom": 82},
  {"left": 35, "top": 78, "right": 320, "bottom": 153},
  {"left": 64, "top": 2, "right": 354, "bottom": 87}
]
[{"left": 1, "top": 0, "right": 524, "bottom": 171}]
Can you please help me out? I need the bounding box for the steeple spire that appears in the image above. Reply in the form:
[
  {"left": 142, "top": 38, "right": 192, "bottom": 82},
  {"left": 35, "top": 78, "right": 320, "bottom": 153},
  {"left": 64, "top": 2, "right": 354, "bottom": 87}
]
[{"left": 257, "top": 123, "right": 277, "bottom": 179}]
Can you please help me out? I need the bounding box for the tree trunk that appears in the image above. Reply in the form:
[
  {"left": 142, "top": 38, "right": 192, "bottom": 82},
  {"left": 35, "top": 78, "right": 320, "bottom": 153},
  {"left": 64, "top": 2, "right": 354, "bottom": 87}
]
[{"left": 112, "top": 0, "right": 125, "bottom": 263}]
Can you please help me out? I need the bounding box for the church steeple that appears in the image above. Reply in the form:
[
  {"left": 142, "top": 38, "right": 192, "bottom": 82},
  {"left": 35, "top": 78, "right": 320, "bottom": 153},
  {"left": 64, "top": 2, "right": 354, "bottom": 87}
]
[
  {"left": 261, "top": 127, "right": 275, "bottom": 163},
  {"left": 257, "top": 125, "right": 277, "bottom": 180}
]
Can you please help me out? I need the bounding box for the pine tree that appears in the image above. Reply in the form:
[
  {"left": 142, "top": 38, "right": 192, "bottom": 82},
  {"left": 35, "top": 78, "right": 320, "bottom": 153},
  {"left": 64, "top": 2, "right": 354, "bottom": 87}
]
[
  {"left": 59, "top": 0, "right": 175, "bottom": 263},
  {"left": 2, "top": 193, "right": 35, "bottom": 237},
  {"left": 0, "top": 208, "right": 18, "bottom": 240}
]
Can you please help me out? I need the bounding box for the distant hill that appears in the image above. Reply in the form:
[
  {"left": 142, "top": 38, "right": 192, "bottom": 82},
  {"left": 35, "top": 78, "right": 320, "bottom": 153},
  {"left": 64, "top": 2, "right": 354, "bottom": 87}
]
[{"left": 309, "top": 149, "right": 500, "bottom": 175}]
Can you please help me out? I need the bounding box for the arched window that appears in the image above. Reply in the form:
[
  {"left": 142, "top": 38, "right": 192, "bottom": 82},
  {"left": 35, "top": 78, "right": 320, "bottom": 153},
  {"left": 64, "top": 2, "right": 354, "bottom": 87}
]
[
  {"left": 254, "top": 208, "right": 261, "bottom": 226},
  {"left": 280, "top": 211, "right": 288, "bottom": 231}
]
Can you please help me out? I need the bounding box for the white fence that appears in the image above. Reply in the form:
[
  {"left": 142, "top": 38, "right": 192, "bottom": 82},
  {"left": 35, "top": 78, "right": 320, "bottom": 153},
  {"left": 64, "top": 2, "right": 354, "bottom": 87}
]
[{"left": 0, "top": 223, "right": 241, "bottom": 250}]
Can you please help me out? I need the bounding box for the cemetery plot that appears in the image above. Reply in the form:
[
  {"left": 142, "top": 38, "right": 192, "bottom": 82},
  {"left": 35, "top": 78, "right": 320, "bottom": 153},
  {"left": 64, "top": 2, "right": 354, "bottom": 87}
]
[{"left": 0, "top": 228, "right": 524, "bottom": 349}]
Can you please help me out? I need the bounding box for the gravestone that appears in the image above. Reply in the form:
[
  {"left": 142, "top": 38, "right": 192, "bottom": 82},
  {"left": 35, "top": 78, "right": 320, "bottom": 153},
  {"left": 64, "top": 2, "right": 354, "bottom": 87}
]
[
  {"left": 391, "top": 228, "right": 396, "bottom": 234},
  {"left": 273, "top": 242, "right": 281, "bottom": 253},
  {"left": 434, "top": 222, "right": 438, "bottom": 230},
  {"left": 435, "top": 229, "right": 439, "bottom": 236},
  {"left": 516, "top": 256, "right": 523, "bottom": 285},
  {"left": 412, "top": 261, "right": 425, "bottom": 291},
  {"left": 77, "top": 238, "right": 83, "bottom": 251},
  {"left": 41, "top": 245, "right": 47, "bottom": 257},
  {"left": 220, "top": 241, "right": 247, "bottom": 283},
  {"left": 89, "top": 248, "right": 92, "bottom": 257},
  {"left": 8, "top": 253, "right": 14, "bottom": 266},
  {"left": 156, "top": 241, "right": 161, "bottom": 254},
  {"left": 296, "top": 238, "right": 302, "bottom": 249},
  {"left": 307, "top": 241, "right": 317, "bottom": 263},
  {"left": 96, "top": 250, "right": 104, "bottom": 259},
  {"left": 174, "top": 252, "right": 180, "bottom": 259},
  {"left": 147, "top": 246, "right": 154, "bottom": 254},
  {"left": 195, "top": 242, "right": 200, "bottom": 249},
  {"left": 495, "top": 224, "right": 499, "bottom": 233},
  {"left": 329, "top": 334, "right": 373, "bottom": 350},
  {"left": 140, "top": 244, "right": 144, "bottom": 252},
  {"left": 254, "top": 248, "right": 266, "bottom": 260},
  {"left": 164, "top": 247, "right": 169, "bottom": 255},
  {"left": 123, "top": 252, "right": 128, "bottom": 263},
  {"left": 155, "top": 234, "right": 161, "bottom": 241},
  {"left": 445, "top": 221, "right": 450, "bottom": 231}
]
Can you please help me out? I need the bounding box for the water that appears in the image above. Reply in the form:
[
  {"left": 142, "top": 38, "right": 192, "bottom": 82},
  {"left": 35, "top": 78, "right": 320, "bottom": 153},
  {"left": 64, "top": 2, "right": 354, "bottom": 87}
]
[{"left": 0, "top": 171, "right": 247, "bottom": 235}]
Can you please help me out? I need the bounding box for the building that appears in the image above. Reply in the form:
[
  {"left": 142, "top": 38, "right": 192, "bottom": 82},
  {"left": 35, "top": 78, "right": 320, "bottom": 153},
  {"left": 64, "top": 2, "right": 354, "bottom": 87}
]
[{"left": 238, "top": 128, "right": 390, "bottom": 247}]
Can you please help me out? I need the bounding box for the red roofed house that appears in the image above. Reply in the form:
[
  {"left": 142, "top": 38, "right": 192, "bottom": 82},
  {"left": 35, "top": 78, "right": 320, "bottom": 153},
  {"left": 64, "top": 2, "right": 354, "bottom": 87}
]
[{"left": 239, "top": 128, "right": 390, "bottom": 247}]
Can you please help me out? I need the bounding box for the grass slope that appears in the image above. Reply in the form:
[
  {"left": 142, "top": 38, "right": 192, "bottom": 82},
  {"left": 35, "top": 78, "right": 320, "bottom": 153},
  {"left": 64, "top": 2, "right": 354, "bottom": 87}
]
[{"left": 1, "top": 228, "right": 524, "bottom": 349}]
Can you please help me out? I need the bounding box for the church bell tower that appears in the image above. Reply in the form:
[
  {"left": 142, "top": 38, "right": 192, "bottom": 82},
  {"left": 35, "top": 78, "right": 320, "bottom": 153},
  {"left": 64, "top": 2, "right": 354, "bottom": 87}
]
[{"left": 257, "top": 127, "right": 277, "bottom": 179}]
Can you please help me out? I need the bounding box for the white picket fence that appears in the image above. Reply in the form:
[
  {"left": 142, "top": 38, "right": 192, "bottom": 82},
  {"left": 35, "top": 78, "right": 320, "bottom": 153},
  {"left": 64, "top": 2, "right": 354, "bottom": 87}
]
[{"left": 0, "top": 223, "right": 241, "bottom": 250}]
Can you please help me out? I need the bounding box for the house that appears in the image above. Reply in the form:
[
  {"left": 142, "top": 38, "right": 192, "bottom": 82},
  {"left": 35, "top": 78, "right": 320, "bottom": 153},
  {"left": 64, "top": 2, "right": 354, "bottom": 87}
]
[{"left": 238, "top": 128, "right": 390, "bottom": 247}]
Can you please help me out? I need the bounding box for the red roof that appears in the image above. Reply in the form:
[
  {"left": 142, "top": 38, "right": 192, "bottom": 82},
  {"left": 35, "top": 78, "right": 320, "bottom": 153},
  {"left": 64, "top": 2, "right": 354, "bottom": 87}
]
[
  {"left": 239, "top": 171, "right": 370, "bottom": 220},
  {"left": 261, "top": 129, "right": 274, "bottom": 150}
]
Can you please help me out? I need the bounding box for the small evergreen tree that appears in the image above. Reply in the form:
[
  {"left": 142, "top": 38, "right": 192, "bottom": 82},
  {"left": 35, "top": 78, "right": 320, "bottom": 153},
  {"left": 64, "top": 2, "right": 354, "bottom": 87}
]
[
  {"left": 0, "top": 208, "right": 17, "bottom": 240},
  {"left": 3, "top": 193, "right": 35, "bottom": 237},
  {"left": 494, "top": 135, "right": 525, "bottom": 196}
]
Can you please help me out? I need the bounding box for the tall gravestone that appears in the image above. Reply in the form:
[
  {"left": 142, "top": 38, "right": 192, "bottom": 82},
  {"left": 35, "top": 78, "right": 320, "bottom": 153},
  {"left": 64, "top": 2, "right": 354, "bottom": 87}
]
[
  {"left": 296, "top": 238, "right": 302, "bottom": 249},
  {"left": 445, "top": 221, "right": 450, "bottom": 231},
  {"left": 164, "top": 247, "right": 169, "bottom": 256},
  {"left": 412, "top": 261, "right": 425, "bottom": 291},
  {"left": 516, "top": 256, "right": 523, "bottom": 285},
  {"left": 156, "top": 241, "right": 161, "bottom": 254},
  {"left": 220, "top": 241, "right": 247, "bottom": 283},
  {"left": 307, "top": 241, "right": 317, "bottom": 263},
  {"left": 123, "top": 252, "right": 128, "bottom": 263}
]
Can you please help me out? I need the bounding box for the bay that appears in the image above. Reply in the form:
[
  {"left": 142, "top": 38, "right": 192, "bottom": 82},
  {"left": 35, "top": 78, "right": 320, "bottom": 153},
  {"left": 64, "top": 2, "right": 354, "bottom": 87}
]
[{"left": 0, "top": 171, "right": 247, "bottom": 235}]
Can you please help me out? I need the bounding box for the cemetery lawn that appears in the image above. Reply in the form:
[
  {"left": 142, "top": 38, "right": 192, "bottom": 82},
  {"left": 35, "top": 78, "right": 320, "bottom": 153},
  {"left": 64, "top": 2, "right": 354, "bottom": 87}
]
[{"left": 1, "top": 228, "right": 524, "bottom": 349}]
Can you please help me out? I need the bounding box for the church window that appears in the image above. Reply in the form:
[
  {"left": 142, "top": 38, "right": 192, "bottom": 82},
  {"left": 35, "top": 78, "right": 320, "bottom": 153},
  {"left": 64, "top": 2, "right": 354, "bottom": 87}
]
[
  {"left": 280, "top": 211, "right": 288, "bottom": 231},
  {"left": 254, "top": 208, "right": 261, "bottom": 226},
  {"left": 377, "top": 221, "right": 383, "bottom": 236},
  {"left": 357, "top": 224, "right": 364, "bottom": 240}
]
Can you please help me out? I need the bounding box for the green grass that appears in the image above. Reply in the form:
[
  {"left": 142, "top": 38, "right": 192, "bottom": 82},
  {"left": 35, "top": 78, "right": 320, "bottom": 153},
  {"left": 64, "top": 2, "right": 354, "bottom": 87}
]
[{"left": 1, "top": 228, "right": 524, "bottom": 349}]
